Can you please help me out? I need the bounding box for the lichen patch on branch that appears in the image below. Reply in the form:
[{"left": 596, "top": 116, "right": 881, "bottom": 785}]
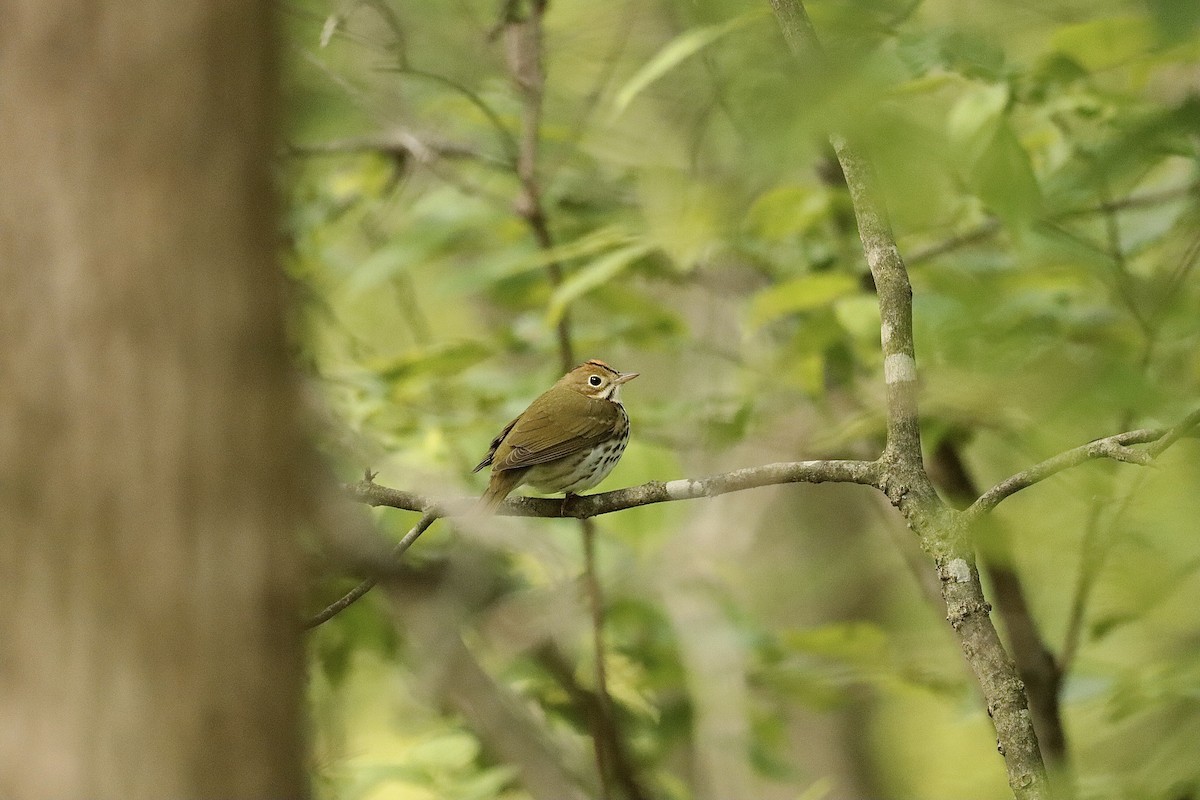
[{"left": 884, "top": 353, "right": 917, "bottom": 384}]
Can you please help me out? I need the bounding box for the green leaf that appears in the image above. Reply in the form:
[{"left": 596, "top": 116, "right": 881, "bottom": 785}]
[
  {"left": 545, "top": 241, "right": 656, "bottom": 324},
  {"left": 612, "top": 10, "right": 767, "bottom": 116},
  {"left": 406, "top": 731, "right": 479, "bottom": 769},
  {"left": 371, "top": 340, "right": 492, "bottom": 383},
  {"left": 782, "top": 621, "right": 890, "bottom": 665},
  {"left": 946, "top": 82, "right": 1009, "bottom": 166},
  {"left": 636, "top": 170, "right": 738, "bottom": 267},
  {"left": 749, "top": 273, "right": 860, "bottom": 327},
  {"left": 1147, "top": 0, "right": 1200, "bottom": 41},
  {"left": 473, "top": 225, "right": 639, "bottom": 286},
  {"left": 454, "top": 765, "right": 519, "bottom": 800},
  {"left": 972, "top": 122, "right": 1042, "bottom": 230},
  {"left": 1050, "top": 15, "right": 1154, "bottom": 71},
  {"left": 833, "top": 294, "right": 882, "bottom": 342},
  {"left": 744, "top": 185, "right": 831, "bottom": 241}
]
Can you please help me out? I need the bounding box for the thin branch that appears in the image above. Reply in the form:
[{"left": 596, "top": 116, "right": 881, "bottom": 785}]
[
  {"left": 347, "top": 459, "right": 884, "bottom": 519},
  {"left": 1145, "top": 406, "right": 1200, "bottom": 458},
  {"left": 1045, "top": 408, "right": 1200, "bottom": 664},
  {"left": 375, "top": 66, "right": 521, "bottom": 166},
  {"left": 1056, "top": 180, "right": 1200, "bottom": 219},
  {"left": 580, "top": 519, "right": 615, "bottom": 799},
  {"left": 965, "top": 408, "right": 1200, "bottom": 520},
  {"left": 284, "top": 130, "right": 486, "bottom": 163},
  {"left": 906, "top": 181, "right": 1199, "bottom": 266},
  {"left": 908, "top": 218, "right": 1002, "bottom": 265},
  {"left": 533, "top": 644, "right": 654, "bottom": 800},
  {"left": 306, "top": 509, "right": 437, "bottom": 628},
  {"left": 503, "top": 3, "right": 574, "bottom": 371},
  {"left": 1057, "top": 501, "right": 1104, "bottom": 673}
]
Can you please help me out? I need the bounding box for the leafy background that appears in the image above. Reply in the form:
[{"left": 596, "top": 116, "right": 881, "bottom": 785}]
[{"left": 283, "top": 1, "right": 1200, "bottom": 798}]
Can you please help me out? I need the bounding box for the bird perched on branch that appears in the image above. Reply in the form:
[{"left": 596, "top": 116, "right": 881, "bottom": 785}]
[{"left": 474, "top": 359, "right": 638, "bottom": 511}]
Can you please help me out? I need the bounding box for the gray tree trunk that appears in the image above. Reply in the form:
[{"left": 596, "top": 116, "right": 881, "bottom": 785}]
[{"left": 0, "top": 4, "right": 307, "bottom": 798}]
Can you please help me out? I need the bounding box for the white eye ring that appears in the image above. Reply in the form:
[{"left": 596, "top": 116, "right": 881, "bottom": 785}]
[{"left": 588, "top": 375, "right": 603, "bottom": 387}]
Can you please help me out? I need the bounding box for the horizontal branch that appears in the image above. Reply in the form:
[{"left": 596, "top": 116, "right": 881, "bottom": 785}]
[
  {"left": 349, "top": 459, "right": 883, "bottom": 519},
  {"left": 907, "top": 181, "right": 1199, "bottom": 266},
  {"left": 306, "top": 459, "right": 882, "bottom": 628},
  {"left": 965, "top": 407, "right": 1200, "bottom": 520},
  {"left": 284, "top": 130, "right": 493, "bottom": 164}
]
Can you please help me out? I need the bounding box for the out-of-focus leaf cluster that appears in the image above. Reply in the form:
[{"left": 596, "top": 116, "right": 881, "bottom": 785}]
[{"left": 284, "top": 0, "right": 1200, "bottom": 797}]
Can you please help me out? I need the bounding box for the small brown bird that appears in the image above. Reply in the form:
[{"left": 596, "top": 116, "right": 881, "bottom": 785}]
[{"left": 475, "top": 359, "right": 638, "bottom": 510}]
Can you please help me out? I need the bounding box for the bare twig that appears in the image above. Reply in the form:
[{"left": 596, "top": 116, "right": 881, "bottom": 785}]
[
  {"left": 579, "top": 518, "right": 615, "bottom": 799},
  {"left": 533, "top": 644, "right": 653, "bottom": 800},
  {"left": 503, "top": 1, "right": 574, "bottom": 372},
  {"left": 1057, "top": 502, "right": 1105, "bottom": 673},
  {"left": 374, "top": 66, "right": 521, "bottom": 166},
  {"left": 306, "top": 509, "right": 437, "bottom": 628},
  {"left": 907, "top": 181, "right": 1199, "bottom": 266},
  {"left": 965, "top": 409, "right": 1200, "bottom": 521},
  {"left": 908, "top": 218, "right": 1003, "bottom": 264},
  {"left": 1145, "top": 406, "right": 1200, "bottom": 458},
  {"left": 284, "top": 131, "right": 487, "bottom": 163},
  {"left": 1057, "top": 181, "right": 1200, "bottom": 219}
]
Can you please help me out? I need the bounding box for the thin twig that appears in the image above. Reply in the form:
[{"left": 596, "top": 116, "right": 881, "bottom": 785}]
[
  {"left": 907, "top": 181, "right": 1199, "bottom": 266},
  {"left": 580, "top": 519, "right": 615, "bottom": 800},
  {"left": 374, "top": 66, "right": 521, "bottom": 166},
  {"left": 1057, "top": 501, "right": 1105, "bottom": 673},
  {"left": 908, "top": 218, "right": 1002, "bottom": 264},
  {"left": 1145, "top": 406, "right": 1200, "bottom": 458},
  {"left": 284, "top": 131, "right": 489, "bottom": 163},
  {"left": 966, "top": 410, "right": 1200, "bottom": 520},
  {"left": 533, "top": 644, "right": 653, "bottom": 800},
  {"left": 306, "top": 509, "right": 437, "bottom": 628}
]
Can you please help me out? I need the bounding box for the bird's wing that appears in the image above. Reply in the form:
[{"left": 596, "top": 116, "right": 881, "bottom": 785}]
[
  {"left": 490, "top": 393, "right": 619, "bottom": 471},
  {"left": 473, "top": 415, "right": 520, "bottom": 473}
]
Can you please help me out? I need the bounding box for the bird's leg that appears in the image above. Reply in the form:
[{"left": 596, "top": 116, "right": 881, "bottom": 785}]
[{"left": 561, "top": 492, "right": 576, "bottom": 518}]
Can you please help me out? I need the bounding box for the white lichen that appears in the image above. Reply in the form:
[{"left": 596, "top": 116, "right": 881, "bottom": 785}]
[
  {"left": 664, "top": 479, "right": 703, "bottom": 500},
  {"left": 883, "top": 353, "right": 917, "bottom": 384},
  {"left": 946, "top": 558, "right": 971, "bottom": 583}
]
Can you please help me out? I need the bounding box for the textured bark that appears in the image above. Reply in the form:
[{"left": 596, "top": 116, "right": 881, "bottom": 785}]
[
  {"left": 0, "top": 4, "right": 306, "bottom": 799},
  {"left": 769, "top": 1, "right": 1050, "bottom": 797}
]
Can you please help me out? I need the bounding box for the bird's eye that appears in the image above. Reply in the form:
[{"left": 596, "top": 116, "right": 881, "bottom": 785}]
[{"left": 588, "top": 375, "right": 603, "bottom": 387}]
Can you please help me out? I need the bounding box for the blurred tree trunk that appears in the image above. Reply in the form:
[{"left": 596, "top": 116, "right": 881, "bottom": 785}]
[{"left": 0, "top": 4, "right": 307, "bottom": 799}]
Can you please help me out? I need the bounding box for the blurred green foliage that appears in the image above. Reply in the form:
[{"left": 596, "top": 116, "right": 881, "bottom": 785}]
[{"left": 284, "top": 0, "right": 1200, "bottom": 798}]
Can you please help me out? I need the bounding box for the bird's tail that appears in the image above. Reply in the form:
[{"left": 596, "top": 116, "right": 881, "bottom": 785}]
[{"left": 480, "top": 468, "right": 525, "bottom": 513}]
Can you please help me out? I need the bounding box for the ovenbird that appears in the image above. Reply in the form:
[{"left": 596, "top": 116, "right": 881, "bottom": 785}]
[{"left": 475, "top": 359, "right": 638, "bottom": 510}]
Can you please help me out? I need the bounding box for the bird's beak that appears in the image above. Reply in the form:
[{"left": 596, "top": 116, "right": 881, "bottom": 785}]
[{"left": 614, "top": 371, "right": 639, "bottom": 385}]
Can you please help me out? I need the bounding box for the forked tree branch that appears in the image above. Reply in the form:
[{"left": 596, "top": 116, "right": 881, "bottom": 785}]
[
  {"left": 768, "top": 1, "right": 1049, "bottom": 797},
  {"left": 316, "top": 407, "right": 1195, "bottom": 634},
  {"left": 332, "top": 406, "right": 1196, "bottom": 528}
]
